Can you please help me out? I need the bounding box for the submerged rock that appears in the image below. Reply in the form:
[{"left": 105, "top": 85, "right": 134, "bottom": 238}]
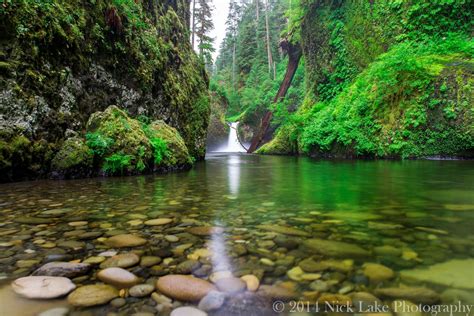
[
  {"left": 104, "top": 234, "right": 147, "bottom": 248},
  {"left": 144, "top": 218, "right": 173, "bottom": 226},
  {"left": 198, "top": 290, "right": 226, "bottom": 312},
  {"left": 375, "top": 287, "right": 440, "bottom": 304},
  {"left": 97, "top": 267, "right": 140, "bottom": 288},
  {"left": 317, "top": 294, "right": 352, "bottom": 306},
  {"left": 188, "top": 226, "right": 224, "bottom": 236},
  {"left": 100, "top": 253, "right": 140, "bottom": 268},
  {"left": 170, "top": 306, "right": 207, "bottom": 316},
  {"left": 12, "top": 276, "right": 76, "bottom": 299},
  {"left": 176, "top": 259, "right": 201, "bottom": 274},
  {"left": 241, "top": 274, "right": 260, "bottom": 292},
  {"left": 67, "top": 284, "right": 119, "bottom": 307},
  {"left": 156, "top": 274, "right": 216, "bottom": 301},
  {"left": 299, "top": 258, "right": 353, "bottom": 272},
  {"left": 129, "top": 284, "right": 155, "bottom": 297},
  {"left": 362, "top": 263, "right": 395, "bottom": 283},
  {"left": 400, "top": 259, "right": 474, "bottom": 290},
  {"left": 302, "top": 238, "right": 370, "bottom": 258},
  {"left": 257, "top": 284, "right": 298, "bottom": 301},
  {"left": 214, "top": 277, "right": 246, "bottom": 294},
  {"left": 32, "top": 262, "right": 91, "bottom": 278},
  {"left": 256, "top": 224, "right": 310, "bottom": 237}
]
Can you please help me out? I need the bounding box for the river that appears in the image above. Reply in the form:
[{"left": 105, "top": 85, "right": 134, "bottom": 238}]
[{"left": 0, "top": 154, "right": 473, "bottom": 315}]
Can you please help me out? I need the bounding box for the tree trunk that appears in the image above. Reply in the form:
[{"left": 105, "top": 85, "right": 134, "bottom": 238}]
[
  {"left": 191, "top": 0, "right": 196, "bottom": 48},
  {"left": 232, "top": 41, "right": 237, "bottom": 91},
  {"left": 264, "top": 0, "right": 273, "bottom": 76},
  {"left": 247, "top": 41, "right": 302, "bottom": 153}
]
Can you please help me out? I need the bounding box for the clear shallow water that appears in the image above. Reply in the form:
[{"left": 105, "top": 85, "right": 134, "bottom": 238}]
[{"left": 0, "top": 153, "right": 474, "bottom": 315}]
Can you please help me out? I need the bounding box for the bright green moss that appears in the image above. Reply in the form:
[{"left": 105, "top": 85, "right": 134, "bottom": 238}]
[{"left": 51, "top": 137, "right": 93, "bottom": 171}]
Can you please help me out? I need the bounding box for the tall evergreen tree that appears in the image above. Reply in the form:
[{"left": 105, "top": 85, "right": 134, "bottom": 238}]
[{"left": 194, "top": 0, "right": 215, "bottom": 69}]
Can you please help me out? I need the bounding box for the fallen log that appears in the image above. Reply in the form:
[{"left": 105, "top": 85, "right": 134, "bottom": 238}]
[{"left": 247, "top": 40, "right": 302, "bottom": 153}]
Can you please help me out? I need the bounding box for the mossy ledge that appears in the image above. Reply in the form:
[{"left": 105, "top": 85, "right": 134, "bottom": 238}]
[
  {"left": 51, "top": 105, "right": 193, "bottom": 179},
  {"left": 0, "top": 0, "right": 209, "bottom": 182}
]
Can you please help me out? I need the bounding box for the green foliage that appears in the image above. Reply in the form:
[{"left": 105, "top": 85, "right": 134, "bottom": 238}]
[
  {"left": 213, "top": 0, "right": 302, "bottom": 129},
  {"left": 299, "top": 36, "right": 473, "bottom": 158},
  {"left": 149, "top": 137, "right": 169, "bottom": 165},
  {"left": 86, "top": 132, "right": 114, "bottom": 156},
  {"left": 103, "top": 153, "right": 133, "bottom": 174}
]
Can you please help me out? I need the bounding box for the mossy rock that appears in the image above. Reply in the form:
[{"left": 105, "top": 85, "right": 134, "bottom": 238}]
[
  {"left": 257, "top": 125, "right": 299, "bottom": 155},
  {"left": 86, "top": 106, "right": 152, "bottom": 174},
  {"left": 51, "top": 137, "right": 93, "bottom": 178},
  {"left": 147, "top": 120, "right": 193, "bottom": 168}
]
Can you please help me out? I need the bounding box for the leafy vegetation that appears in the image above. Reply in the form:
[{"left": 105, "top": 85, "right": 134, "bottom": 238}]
[{"left": 252, "top": 0, "right": 473, "bottom": 158}]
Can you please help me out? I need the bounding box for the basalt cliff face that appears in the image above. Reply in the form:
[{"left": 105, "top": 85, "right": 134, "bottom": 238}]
[{"left": 0, "top": 0, "right": 210, "bottom": 181}]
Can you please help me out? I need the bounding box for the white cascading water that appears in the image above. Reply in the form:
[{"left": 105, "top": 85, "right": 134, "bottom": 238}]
[{"left": 222, "top": 122, "right": 245, "bottom": 152}]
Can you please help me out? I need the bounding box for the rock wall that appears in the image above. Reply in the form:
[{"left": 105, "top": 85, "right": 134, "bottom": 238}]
[{"left": 0, "top": 0, "right": 209, "bottom": 181}]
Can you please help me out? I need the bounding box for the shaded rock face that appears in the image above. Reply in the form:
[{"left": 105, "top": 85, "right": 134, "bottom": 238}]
[
  {"left": 206, "top": 92, "right": 229, "bottom": 152},
  {"left": 0, "top": 1, "right": 209, "bottom": 182}
]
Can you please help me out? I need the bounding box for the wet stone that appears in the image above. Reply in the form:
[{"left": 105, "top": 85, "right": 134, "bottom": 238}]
[
  {"left": 83, "top": 256, "right": 106, "bottom": 264},
  {"left": 129, "top": 284, "right": 155, "bottom": 297},
  {"left": 310, "top": 280, "right": 330, "bottom": 292},
  {"left": 57, "top": 240, "right": 85, "bottom": 250},
  {"left": 32, "top": 262, "right": 91, "bottom": 278},
  {"left": 68, "top": 284, "right": 119, "bottom": 307},
  {"left": 100, "top": 253, "right": 140, "bottom": 268},
  {"left": 362, "top": 263, "right": 395, "bottom": 283},
  {"left": 188, "top": 226, "right": 224, "bottom": 236},
  {"left": 302, "top": 238, "right": 370, "bottom": 258},
  {"left": 198, "top": 290, "right": 226, "bottom": 312},
  {"left": 214, "top": 277, "right": 246, "bottom": 294},
  {"left": 97, "top": 267, "right": 140, "bottom": 288},
  {"left": 144, "top": 218, "right": 173, "bottom": 226},
  {"left": 43, "top": 253, "right": 72, "bottom": 263},
  {"left": 16, "top": 259, "right": 40, "bottom": 268},
  {"left": 165, "top": 235, "right": 179, "bottom": 242},
  {"left": 241, "top": 274, "right": 260, "bottom": 292},
  {"left": 12, "top": 276, "right": 76, "bottom": 299},
  {"left": 176, "top": 259, "right": 201, "bottom": 274},
  {"left": 140, "top": 256, "right": 162, "bottom": 267},
  {"left": 14, "top": 217, "right": 54, "bottom": 225},
  {"left": 37, "top": 307, "right": 70, "bottom": 316},
  {"left": 350, "top": 292, "right": 382, "bottom": 312},
  {"left": 156, "top": 274, "right": 216, "bottom": 301},
  {"left": 77, "top": 231, "right": 103, "bottom": 240},
  {"left": 110, "top": 297, "right": 127, "bottom": 308},
  {"left": 374, "top": 287, "right": 440, "bottom": 304},
  {"left": 104, "top": 234, "right": 147, "bottom": 248},
  {"left": 170, "top": 307, "right": 207, "bottom": 316}
]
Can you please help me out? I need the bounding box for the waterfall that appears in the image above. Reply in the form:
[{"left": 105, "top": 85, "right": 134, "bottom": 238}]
[{"left": 222, "top": 122, "right": 245, "bottom": 152}]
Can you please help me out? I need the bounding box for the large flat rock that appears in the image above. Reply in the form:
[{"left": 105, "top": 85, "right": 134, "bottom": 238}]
[
  {"left": 302, "top": 238, "right": 370, "bottom": 258},
  {"left": 400, "top": 259, "right": 474, "bottom": 290}
]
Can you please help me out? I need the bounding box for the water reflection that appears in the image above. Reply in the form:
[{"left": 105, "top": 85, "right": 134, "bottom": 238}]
[
  {"left": 227, "top": 154, "right": 241, "bottom": 196},
  {"left": 0, "top": 155, "right": 473, "bottom": 315},
  {"left": 209, "top": 221, "right": 232, "bottom": 273}
]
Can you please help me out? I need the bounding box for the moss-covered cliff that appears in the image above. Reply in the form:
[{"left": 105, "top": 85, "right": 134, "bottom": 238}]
[
  {"left": 260, "top": 0, "right": 473, "bottom": 158},
  {"left": 0, "top": 0, "right": 209, "bottom": 181}
]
